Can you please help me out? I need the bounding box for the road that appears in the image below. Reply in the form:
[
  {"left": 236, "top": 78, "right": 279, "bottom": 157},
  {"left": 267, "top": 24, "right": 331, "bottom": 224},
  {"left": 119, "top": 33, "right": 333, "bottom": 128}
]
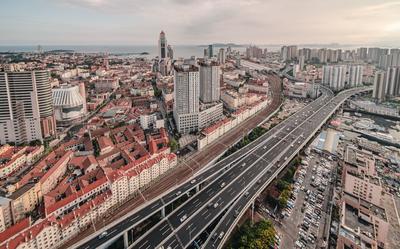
[
  {"left": 205, "top": 87, "right": 370, "bottom": 249},
  {"left": 71, "top": 74, "right": 282, "bottom": 249},
  {"left": 130, "top": 86, "right": 340, "bottom": 249}
]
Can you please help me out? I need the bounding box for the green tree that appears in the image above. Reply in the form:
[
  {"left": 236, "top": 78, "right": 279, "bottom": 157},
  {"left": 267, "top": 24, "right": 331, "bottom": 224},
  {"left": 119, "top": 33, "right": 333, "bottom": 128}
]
[{"left": 169, "top": 138, "right": 179, "bottom": 152}]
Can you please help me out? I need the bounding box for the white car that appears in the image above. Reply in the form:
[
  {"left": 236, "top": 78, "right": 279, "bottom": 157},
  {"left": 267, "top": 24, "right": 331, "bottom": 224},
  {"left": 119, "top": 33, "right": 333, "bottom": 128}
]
[
  {"left": 180, "top": 214, "right": 188, "bottom": 223},
  {"left": 98, "top": 231, "right": 108, "bottom": 239}
]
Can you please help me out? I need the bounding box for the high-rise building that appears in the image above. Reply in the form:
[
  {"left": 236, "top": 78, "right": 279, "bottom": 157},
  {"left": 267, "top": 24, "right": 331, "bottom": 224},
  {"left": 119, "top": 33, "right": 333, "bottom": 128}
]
[
  {"left": 357, "top": 47, "right": 368, "bottom": 61},
  {"left": 0, "top": 70, "right": 56, "bottom": 144},
  {"left": 322, "top": 65, "right": 347, "bottom": 91},
  {"left": 281, "top": 45, "right": 298, "bottom": 61},
  {"left": 199, "top": 60, "right": 221, "bottom": 103},
  {"left": 347, "top": 65, "right": 364, "bottom": 87},
  {"left": 385, "top": 67, "right": 400, "bottom": 98},
  {"left": 167, "top": 45, "right": 174, "bottom": 60},
  {"left": 246, "top": 45, "right": 263, "bottom": 59},
  {"left": 207, "top": 44, "right": 214, "bottom": 58},
  {"left": 158, "top": 31, "right": 167, "bottom": 60},
  {"left": 373, "top": 71, "right": 386, "bottom": 103},
  {"left": 299, "top": 55, "right": 305, "bottom": 71},
  {"left": 173, "top": 64, "right": 200, "bottom": 133},
  {"left": 217, "top": 48, "right": 226, "bottom": 65}
]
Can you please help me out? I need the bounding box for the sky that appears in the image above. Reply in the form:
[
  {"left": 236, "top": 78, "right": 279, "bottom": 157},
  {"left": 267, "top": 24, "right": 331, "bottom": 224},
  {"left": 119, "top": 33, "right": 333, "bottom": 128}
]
[{"left": 1, "top": 0, "right": 400, "bottom": 46}]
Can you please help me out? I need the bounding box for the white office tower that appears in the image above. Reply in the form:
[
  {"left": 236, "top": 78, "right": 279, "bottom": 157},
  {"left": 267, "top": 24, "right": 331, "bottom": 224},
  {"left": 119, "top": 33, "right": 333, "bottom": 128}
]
[
  {"left": 373, "top": 71, "right": 386, "bottom": 103},
  {"left": 385, "top": 67, "right": 400, "bottom": 98},
  {"left": 167, "top": 45, "right": 174, "bottom": 60},
  {"left": 52, "top": 84, "right": 87, "bottom": 127},
  {"left": 218, "top": 48, "right": 226, "bottom": 65},
  {"left": 347, "top": 65, "right": 364, "bottom": 87},
  {"left": 0, "top": 70, "right": 55, "bottom": 144},
  {"left": 173, "top": 64, "right": 200, "bottom": 133},
  {"left": 199, "top": 60, "right": 221, "bottom": 103},
  {"left": 322, "top": 65, "right": 347, "bottom": 91},
  {"left": 299, "top": 55, "right": 305, "bottom": 71},
  {"left": 158, "top": 31, "right": 167, "bottom": 60}
]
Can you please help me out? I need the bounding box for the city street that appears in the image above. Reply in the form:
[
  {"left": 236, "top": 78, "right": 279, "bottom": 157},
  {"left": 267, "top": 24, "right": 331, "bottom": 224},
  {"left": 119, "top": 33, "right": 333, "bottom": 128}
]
[{"left": 61, "top": 74, "right": 282, "bottom": 248}]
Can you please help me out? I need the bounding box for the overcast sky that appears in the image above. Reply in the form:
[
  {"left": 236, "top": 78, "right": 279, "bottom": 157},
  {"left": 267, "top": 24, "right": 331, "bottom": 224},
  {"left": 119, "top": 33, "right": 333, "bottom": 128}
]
[{"left": 1, "top": 0, "right": 400, "bottom": 46}]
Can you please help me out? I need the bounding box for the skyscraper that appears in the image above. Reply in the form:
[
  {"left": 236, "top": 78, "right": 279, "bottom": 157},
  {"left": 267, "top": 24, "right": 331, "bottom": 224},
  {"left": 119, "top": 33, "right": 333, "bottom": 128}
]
[
  {"left": 207, "top": 44, "right": 214, "bottom": 58},
  {"left": 385, "top": 67, "right": 400, "bottom": 98},
  {"left": 322, "top": 65, "right": 347, "bottom": 91},
  {"left": 199, "top": 60, "right": 221, "bottom": 103},
  {"left": 373, "top": 71, "right": 386, "bottom": 103},
  {"left": 158, "top": 31, "right": 167, "bottom": 60},
  {"left": 173, "top": 64, "right": 200, "bottom": 133},
  {"left": 218, "top": 48, "right": 226, "bottom": 65},
  {"left": 167, "top": 45, "right": 174, "bottom": 60},
  {"left": 0, "top": 70, "right": 56, "bottom": 144},
  {"left": 347, "top": 65, "right": 364, "bottom": 87}
]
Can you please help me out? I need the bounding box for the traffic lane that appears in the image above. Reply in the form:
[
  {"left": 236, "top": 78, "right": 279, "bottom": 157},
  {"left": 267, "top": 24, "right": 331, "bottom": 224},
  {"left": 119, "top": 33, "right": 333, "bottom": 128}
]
[
  {"left": 166, "top": 141, "right": 277, "bottom": 229},
  {"left": 133, "top": 150, "right": 265, "bottom": 248},
  {"left": 77, "top": 198, "right": 165, "bottom": 249},
  {"left": 162, "top": 116, "right": 288, "bottom": 204},
  {"left": 208, "top": 138, "right": 310, "bottom": 248},
  {"left": 208, "top": 93, "right": 359, "bottom": 247},
  {"left": 164, "top": 128, "right": 294, "bottom": 228},
  {"left": 174, "top": 140, "right": 291, "bottom": 247},
  {"left": 138, "top": 220, "right": 173, "bottom": 249}
]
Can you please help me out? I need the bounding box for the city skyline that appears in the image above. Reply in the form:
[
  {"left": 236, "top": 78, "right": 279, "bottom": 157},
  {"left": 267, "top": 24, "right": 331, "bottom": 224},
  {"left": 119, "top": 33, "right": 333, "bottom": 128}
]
[{"left": 1, "top": 0, "right": 400, "bottom": 46}]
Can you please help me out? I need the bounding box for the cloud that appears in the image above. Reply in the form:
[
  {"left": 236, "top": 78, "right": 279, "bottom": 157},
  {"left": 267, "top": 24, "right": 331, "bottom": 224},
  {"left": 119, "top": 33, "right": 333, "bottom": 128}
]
[{"left": 2, "top": 0, "right": 400, "bottom": 46}]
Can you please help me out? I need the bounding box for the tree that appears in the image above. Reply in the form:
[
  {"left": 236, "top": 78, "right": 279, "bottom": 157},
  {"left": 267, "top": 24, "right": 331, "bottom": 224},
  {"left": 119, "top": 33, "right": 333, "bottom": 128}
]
[{"left": 169, "top": 138, "right": 179, "bottom": 152}]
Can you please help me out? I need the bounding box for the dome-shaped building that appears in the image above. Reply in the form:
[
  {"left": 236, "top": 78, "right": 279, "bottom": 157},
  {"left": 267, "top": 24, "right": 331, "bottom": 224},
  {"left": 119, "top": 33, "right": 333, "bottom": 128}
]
[{"left": 52, "top": 84, "right": 87, "bottom": 127}]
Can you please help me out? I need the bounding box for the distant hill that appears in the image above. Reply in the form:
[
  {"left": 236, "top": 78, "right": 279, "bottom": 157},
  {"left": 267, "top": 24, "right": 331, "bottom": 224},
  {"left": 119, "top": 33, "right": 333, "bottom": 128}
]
[{"left": 197, "top": 43, "right": 243, "bottom": 48}]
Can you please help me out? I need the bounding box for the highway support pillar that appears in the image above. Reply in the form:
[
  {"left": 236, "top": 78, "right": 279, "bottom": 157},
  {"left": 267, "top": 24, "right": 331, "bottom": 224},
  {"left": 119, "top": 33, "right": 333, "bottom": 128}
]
[
  {"left": 123, "top": 232, "right": 129, "bottom": 249},
  {"left": 161, "top": 206, "right": 166, "bottom": 218}
]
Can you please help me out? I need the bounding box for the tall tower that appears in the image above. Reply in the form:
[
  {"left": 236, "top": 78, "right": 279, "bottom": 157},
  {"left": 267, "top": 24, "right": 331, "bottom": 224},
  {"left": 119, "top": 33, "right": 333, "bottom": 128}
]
[
  {"left": 173, "top": 64, "right": 200, "bottom": 133},
  {"left": 199, "top": 60, "right": 221, "bottom": 103},
  {"left": 373, "top": 71, "right": 386, "bottom": 103},
  {"left": 0, "top": 70, "right": 55, "bottom": 144},
  {"left": 159, "top": 31, "right": 167, "bottom": 60},
  {"left": 207, "top": 44, "right": 214, "bottom": 58}
]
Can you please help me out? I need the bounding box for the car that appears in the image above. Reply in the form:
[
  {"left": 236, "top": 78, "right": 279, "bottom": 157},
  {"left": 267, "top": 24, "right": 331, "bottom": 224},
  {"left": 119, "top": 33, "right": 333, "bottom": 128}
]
[
  {"left": 244, "top": 191, "right": 250, "bottom": 197},
  {"left": 218, "top": 231, "right": 225, "bottom": 239},
  {"left": 213, "top": 202, "right": 219, "bottom": 208},
  {"left": 220, "top": 182, "right": 226, "bottom": 188},
  {"left": 98, "top": 231, "right": 108, "bottom": 239},
  {"left": 241, "top": 163, "right": 246, "bottom": 167},
  {"left": 180, "top": 214, "right": 188, "bottom": 223},
  {"left": 234, "top": 210, "right": 239, "bottom": 217},
  {"left": 175, "top": 191, "right": 182, "bottom": 196},
  {"left": 208, "top": 202, "right": 213, "bottom": 208},
  {"left": 190, "top": 179, "right": 196, "bottom": 184},
  {"left": 212, "top": 232, "right": 218, "bottom": 240}
]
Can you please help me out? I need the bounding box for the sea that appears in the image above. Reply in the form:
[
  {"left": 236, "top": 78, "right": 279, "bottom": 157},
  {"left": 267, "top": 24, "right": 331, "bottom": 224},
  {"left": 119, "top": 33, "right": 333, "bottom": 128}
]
[{"left": 0, "top": 45, "right": 282, "bottom": 59}]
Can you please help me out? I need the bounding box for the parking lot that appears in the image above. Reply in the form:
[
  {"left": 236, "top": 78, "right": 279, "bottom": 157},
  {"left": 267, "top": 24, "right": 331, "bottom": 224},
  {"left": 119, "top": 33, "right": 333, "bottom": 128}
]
[{"left": 266, "top": 151, "right": 335, "bottom": 249}]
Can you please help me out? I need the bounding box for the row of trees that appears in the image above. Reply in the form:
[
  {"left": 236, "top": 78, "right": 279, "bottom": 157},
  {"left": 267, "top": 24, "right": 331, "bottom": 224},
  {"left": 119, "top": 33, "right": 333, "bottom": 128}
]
[
  {"left": 220, "top": 127, "right": 267, "bottom": 160},
  {"left": 226, "top": 220, "right": 275, "bottom": 249}
]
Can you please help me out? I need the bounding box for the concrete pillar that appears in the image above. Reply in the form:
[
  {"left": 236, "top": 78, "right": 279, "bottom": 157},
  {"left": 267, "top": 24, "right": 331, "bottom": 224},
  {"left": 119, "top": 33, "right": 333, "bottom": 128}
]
[
  {"left": 123, "top": 232, "right": 129, "bottom": 249},
  {"left": 161, "top": 206, "right": 166, "bottom": 218}
]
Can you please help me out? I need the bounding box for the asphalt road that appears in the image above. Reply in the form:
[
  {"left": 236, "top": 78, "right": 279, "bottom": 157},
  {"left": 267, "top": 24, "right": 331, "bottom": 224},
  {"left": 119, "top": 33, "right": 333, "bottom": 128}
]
[
  {"left": 205, "top": 87, "right": 370, "bottom": 249},
  {"left": 130, "top": 87, "right": 338, "bottom": 249}
]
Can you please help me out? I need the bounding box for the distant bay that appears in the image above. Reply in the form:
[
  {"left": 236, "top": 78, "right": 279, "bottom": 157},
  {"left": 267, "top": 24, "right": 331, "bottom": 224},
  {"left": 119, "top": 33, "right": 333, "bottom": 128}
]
[{"left": 0, "top": 45, "right": 282, "bottom": 59}]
